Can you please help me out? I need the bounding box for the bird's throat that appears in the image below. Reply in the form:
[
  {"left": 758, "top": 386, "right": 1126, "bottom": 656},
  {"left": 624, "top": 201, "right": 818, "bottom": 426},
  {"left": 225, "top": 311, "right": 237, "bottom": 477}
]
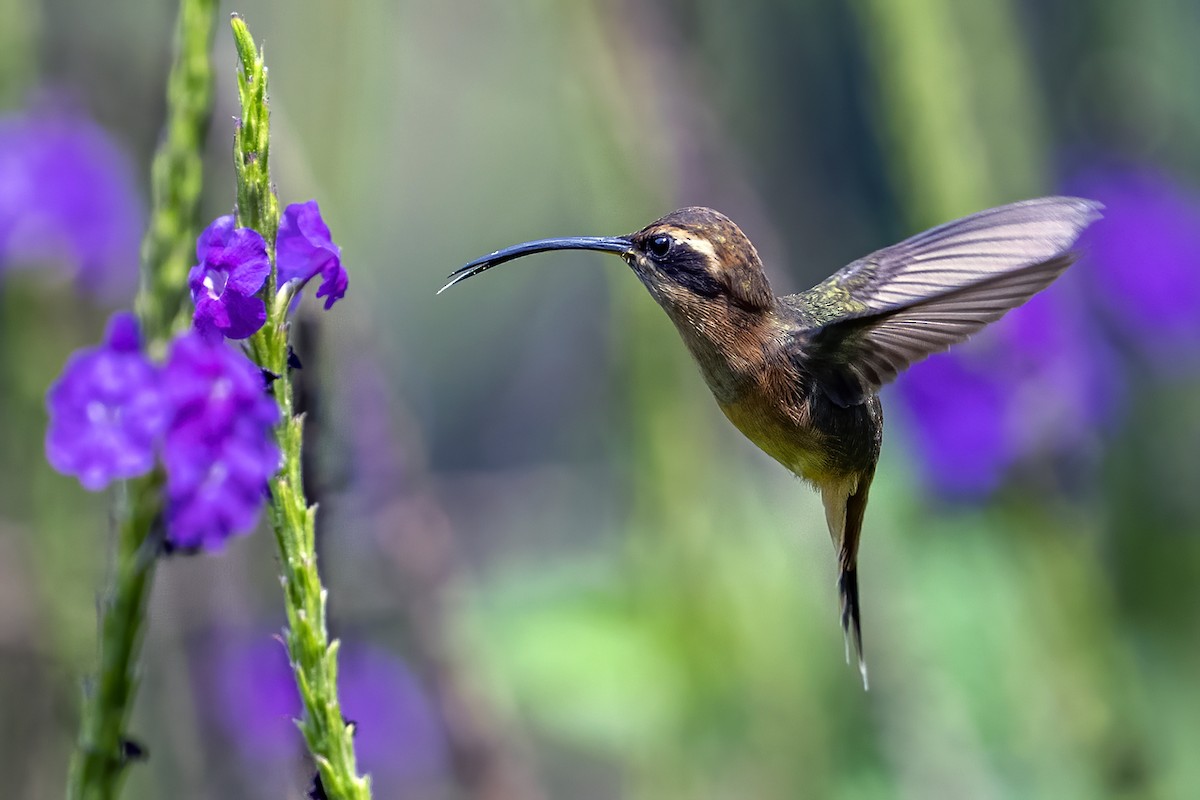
[{"left": 662, "top": 299, "right": 784, "bottom": 405}]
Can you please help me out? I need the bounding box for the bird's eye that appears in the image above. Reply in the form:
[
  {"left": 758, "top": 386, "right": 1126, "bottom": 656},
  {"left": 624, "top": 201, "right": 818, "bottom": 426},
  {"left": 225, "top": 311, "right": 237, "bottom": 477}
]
[{"left": 648, "top": 234, "right": 673, "bottom": 258}]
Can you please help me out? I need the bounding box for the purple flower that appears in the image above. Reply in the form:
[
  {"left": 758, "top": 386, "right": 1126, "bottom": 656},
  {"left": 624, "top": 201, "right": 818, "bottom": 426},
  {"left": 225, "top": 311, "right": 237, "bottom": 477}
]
[
  {"left": 277, "top": 201, "right": 347, "bottom": 309},
  {"left": 1070, "top": 166, "right": 1200, "bottom": 368},
  {"left": 161, "top": 332, "right": 280, "bottom": 549},
  {"left": 45, "top": 312, "right": 165, "bottom": 490},
  {"left": 0, "top": 107, "right": 143, "bottom": 297},
  {"left": 892, "top": 287, "right": 1117, "bottom": 499},
  {"left": 188, "top": 216, "right": 271, "bottom": 340},
  {"left": 894, "top": 356, "right": 1010, "bottom": 497},
  {"left": 208, "top": 636, "right": 302, "bottom": 761},
  {"left": 338, "top": 647, "right": 445, "bottom": 775},
  {"left": 206, "top": 634, "right": 446, "bottom": 789},
  {"left": 43, "top": 314, "right": 280, "bottom": 547}
]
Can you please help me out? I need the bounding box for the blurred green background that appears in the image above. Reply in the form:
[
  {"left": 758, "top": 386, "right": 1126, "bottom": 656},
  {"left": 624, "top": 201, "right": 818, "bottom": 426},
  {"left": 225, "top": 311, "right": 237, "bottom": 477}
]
[{"left": 3, "top": 0, "right": 1200, "bottom": 798}]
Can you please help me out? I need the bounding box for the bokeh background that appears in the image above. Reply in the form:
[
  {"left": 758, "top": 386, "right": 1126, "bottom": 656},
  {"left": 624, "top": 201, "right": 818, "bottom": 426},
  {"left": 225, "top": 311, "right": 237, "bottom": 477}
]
[{"left": 3, "top": 0, "right": 1200, "bottom": 798}]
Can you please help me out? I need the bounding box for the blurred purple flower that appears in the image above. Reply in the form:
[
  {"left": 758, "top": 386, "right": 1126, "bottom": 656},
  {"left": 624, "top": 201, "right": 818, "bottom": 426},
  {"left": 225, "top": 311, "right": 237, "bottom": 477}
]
[
  {"left": 208, "top": 635, "right": 445, "bottom": 787},
  {"left": 893, "top": 288, "right": 1117, "bottom": 499},
  {"left": 1070, "top": 166, "right": 1200, "bottom": 367},
  {"left": 188, "top": 215, "right": 271, "bottom": 340},
  {"left": 161, "top": 332, "right": 279, "bottom": 549},
  {"left": 0, "top": 108, "right": 142, "bottom": 296},
  {"left": 277, "top": 201, "right": 347, "bottom": 309},
  {"left": 44, "top": 312, "right": 165, "bottom": 490}
]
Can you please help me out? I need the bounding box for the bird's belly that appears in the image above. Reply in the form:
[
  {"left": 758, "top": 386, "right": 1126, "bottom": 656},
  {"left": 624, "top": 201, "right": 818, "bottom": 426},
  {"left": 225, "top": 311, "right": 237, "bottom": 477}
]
[{"left": 717, "top": 394, "right": 832, "bottom": 481}]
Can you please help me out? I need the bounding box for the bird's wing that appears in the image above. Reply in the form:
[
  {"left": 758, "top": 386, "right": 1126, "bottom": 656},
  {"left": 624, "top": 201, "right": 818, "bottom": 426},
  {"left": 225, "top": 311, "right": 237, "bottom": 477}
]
[{"left": 793, "top": 196, "right": 1102, "bottom": 407}]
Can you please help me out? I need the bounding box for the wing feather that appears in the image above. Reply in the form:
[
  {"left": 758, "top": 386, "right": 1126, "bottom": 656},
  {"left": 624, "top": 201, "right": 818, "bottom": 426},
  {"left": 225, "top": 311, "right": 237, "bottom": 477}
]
[{"left": 796, "top": 197, "right": 1101, "bottom": 407}]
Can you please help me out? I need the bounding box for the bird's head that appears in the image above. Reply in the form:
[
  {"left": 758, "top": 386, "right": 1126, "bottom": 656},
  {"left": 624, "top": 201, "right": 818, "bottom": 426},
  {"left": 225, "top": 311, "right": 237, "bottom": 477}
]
[
  {"left": 440, "top": 207, "right": 775, "bottom": 321},
  {"left": 625, "top": 207, "right": 774, "bottom": 316}
]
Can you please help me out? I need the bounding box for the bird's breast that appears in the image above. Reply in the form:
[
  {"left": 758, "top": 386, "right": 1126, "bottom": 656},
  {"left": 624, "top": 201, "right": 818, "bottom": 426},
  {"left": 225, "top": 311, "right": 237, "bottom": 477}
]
[
  {"left": 717, "top": 382, "right": 832, "bottom": 481},
  {"left": 663, "top": 306, "right": 880, "bottom": 481},
  {"left": 715, "top": 359, "right": 883, "bottom": 484}
]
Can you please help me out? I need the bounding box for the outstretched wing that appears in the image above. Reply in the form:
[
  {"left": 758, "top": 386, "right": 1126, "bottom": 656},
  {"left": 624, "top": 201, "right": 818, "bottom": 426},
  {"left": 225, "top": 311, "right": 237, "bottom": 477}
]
[{"left": 793, "top": 196, "right": 1102, "bottom": 407}]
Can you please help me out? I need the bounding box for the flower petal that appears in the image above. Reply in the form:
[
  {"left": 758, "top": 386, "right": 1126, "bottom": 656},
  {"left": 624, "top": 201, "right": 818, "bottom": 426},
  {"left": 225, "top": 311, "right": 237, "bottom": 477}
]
[
  {"left": 277, "top": 200, "right": 342, "bottom": 287},
  {"left": 219, "top": 292, "right": 267, "bottom": 340},
  {"left": 192, "top": 293, "right": 231, "bottom": 338},
  {"left": 315, "top": 259, "right": 349, "bottom": 308},
  {"left": 221, "top": 227, "right": 271, "bottom": 295},
  {"left": 104, "top": 311, "right": 142, "bottom": 352},
  {"left": 195, "top": 215, "right": 237, "bottom": 263}
]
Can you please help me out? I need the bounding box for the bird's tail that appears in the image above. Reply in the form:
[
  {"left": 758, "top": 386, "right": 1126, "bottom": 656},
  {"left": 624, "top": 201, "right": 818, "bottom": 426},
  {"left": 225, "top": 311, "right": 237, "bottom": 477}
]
[
  {"left": 821, "top": 471, "right": 874, "bottom": 690},
  {"left": 838, "top": 567, "right": 867, "bottom": 689}
]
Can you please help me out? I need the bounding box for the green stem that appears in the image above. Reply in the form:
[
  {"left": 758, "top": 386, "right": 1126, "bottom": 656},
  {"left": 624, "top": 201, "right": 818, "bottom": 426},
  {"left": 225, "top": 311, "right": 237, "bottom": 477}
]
[
  {"left": 231, "top": 15, "right": 371, "bottom": 800},
  {"left": 67, "top": 474, "right": 163, "bottom": 800},
  {"left": 136, "top": 0, "right": 219, "bottom": 350},
  {"left": 67, "top": 1, "right": 217, "bottom": 797},
  {"left": 850, "top": 0, "right": 1046, "bottom": 223}
]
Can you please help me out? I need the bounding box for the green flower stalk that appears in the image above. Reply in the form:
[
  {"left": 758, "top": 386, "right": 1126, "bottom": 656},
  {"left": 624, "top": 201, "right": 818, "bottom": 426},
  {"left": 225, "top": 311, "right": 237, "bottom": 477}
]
[
  {"left": 67, "top": 1, "right": 217, "bottom": 798},
  {"left": 67, "top": 473, "right": 164, "bottom": 800},
  {"left": 136, "top": 0, "right": 218, "bottom": 346},
  {"left": 231, "top": 15, "right": 371, "bottom": 800}
]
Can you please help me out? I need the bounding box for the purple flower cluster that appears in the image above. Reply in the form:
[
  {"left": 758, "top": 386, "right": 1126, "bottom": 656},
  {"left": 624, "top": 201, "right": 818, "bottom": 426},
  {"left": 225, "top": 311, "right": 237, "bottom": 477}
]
[
  {"left": 895, "top": 164, "right": 1200, "bottom": 500},
  {"left": 45, "top": 312, "right": 279, "bottom": 548},
  {"left": 894, "top": 289, "right": 1116, "bottom": 498},
  {"left": 0, "top": 107, "right": 143, "bottom": 297},
  {"left": 161, "top": 333, "right": 280, "bottom": 549},
  {"left": 46, "top": 200, "right": 347, "bottom": 548},
  {"left": 189, "top": 202, "right": 347, "bottom": 340},
  {"left": 1072, "top": 167, "right": 1200, "bottom": 366}
]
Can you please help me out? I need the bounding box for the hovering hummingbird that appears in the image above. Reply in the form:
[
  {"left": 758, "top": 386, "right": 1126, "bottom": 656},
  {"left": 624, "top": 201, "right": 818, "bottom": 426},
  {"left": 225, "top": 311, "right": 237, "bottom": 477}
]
[{"left": 440, "top": 197, "right": 1101, "bottom": 687}]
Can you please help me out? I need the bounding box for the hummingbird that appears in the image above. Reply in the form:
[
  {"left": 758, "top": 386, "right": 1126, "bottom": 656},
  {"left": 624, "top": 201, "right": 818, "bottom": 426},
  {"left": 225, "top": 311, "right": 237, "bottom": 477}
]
[{"left": 440, "top": 197, "right": 1101, "bottom": 688}]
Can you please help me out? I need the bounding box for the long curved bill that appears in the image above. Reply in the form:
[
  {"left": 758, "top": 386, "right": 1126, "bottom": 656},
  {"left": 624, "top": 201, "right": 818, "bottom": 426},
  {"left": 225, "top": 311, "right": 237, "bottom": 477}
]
[{"left": 438, "top": 236, "right": 633, "bottom": 294}]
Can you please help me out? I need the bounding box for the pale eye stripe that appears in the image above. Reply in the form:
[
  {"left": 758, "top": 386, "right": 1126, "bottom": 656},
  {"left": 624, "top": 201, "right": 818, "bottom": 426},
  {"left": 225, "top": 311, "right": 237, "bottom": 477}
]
[{"left": 675, "top": 235, "right": 718, "bottom": 262}]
